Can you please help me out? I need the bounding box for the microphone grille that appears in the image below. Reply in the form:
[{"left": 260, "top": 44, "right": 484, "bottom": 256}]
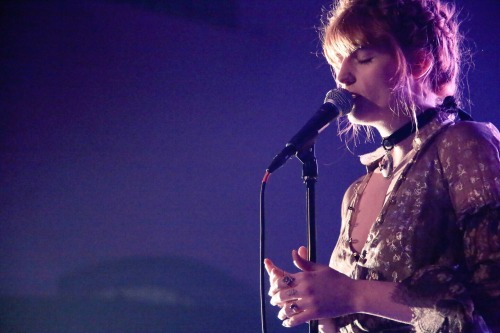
[{"left": 324, "top": 88, "right": 354, "bottom": 116}]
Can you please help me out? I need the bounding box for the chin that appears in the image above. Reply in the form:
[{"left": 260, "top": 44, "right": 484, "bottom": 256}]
[
  {"left": 347, "top": 105, "right": 373, "bottom": 126},
  {"left": 347, "top": 98, "right": 388, "bottom": 126}
]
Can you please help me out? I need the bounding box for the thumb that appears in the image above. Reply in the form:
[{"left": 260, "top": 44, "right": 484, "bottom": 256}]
[
  {"left": 297, "top": 245, "right": 308, "bottom": 259},
  {"left": 263, "top": 258, "right": 276, "bottom": 275},
  {"left": 292, "top": 247, "right": 319, "bottom": 272}
]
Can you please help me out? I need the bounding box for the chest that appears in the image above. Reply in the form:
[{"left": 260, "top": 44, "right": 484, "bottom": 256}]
[
  {"left": 349, "top": 172, "right": 392, "bottom": 253},
  {"left": 332, "top": 153, "right": 458, "bottom": 280}
]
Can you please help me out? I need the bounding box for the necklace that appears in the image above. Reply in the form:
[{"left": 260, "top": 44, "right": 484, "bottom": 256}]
[
  {"left": 345, "top": 115, "right": 453, "bottom": 263},
  {"left": 379, "top": 109, "right": 437, "bottom": 178}
]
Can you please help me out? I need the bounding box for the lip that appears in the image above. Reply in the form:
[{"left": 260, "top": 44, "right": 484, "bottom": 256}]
[
  {"left": 348, "top": 92, "right": 361, "bottom": 106},
  {"left": 349, "top": 93, "right": 365, "bottom": 113},
  {"left": 350, "top": 92, "right": 366, "bottom": 102},
  {"left": 347, "top": 91, "right": 359, "bottom": 99}
]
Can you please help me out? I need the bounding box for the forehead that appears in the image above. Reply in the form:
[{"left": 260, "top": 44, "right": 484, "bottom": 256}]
[
  {"left": 325, "top": 26, "right": 396, "bottom": 72},
  {"left": 324, "top": 19, "right": 371, "bottom": 67},
  {"left": 325, "top": 33, "right": 373, "bottom": 71},
  {"left": 323, "top": 3, "right": 394, "bottom": 68}
]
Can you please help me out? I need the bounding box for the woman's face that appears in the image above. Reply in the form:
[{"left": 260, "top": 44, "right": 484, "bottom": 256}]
[{"left": 333, "top": 45, "right": 400, "bottom": 126}]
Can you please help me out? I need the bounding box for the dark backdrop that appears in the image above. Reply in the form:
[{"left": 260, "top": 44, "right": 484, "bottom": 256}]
[{"left": 1, "top": 0, "right": 498, "bottom": 332}]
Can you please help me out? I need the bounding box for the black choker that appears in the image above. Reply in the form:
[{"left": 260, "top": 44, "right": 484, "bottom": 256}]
[{"left": 379, "top": 109, "right": 437, "bottom": 178}]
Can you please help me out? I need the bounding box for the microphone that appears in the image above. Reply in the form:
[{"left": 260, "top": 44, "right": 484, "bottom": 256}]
[{"left": 266, "top": 88, "right": 354, "bottom": 173}]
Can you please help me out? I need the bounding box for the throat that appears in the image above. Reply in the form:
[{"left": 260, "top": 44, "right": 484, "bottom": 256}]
[{"left": 378, "top": 109, "right": 436, "bottom": 178}]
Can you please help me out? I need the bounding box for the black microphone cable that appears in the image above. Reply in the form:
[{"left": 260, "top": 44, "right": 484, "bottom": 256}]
[
  {"left": 260, "top": 171, "right": 271, "bottom": 333},
  {"left": 259, "top": 89, "right": 353, "bottom": 333}
]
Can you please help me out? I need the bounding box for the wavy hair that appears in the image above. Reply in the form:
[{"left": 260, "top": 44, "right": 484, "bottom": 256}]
[{"left": 321, "top": 0, "right": 466, "bottom": 144}]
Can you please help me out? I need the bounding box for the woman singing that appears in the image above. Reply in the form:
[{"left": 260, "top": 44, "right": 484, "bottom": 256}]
[{"left": 265, "top": 0, "right": 499, "bottom": 332}]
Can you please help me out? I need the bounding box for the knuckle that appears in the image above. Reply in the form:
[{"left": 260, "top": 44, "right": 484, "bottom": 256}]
[
  {"left": 309, "top": 299, "right": 321, "bottom": 313},
  {"left": 304, "top": 285, "right": 314, "bottom": 295},
  {"left": 287, "top": 316, "right": 298, "bottom": 327}
]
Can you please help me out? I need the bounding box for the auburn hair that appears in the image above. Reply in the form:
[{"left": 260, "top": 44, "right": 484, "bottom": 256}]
[{"left": 321, "top": 0, "right": 464, "bottom": 143}]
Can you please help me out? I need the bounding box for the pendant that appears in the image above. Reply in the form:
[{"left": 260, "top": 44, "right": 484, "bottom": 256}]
[{"left": 379, "top": 152, "right": 394, "bottom": 178}]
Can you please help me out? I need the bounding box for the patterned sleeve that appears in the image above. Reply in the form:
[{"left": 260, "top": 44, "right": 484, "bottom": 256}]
[{"left": 395, "top": 121, "right": 500, "bottom": 333}]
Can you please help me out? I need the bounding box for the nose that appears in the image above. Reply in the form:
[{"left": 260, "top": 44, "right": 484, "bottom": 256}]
[{"left": 336, "top": 61, "right": 355, "bottom": 87}]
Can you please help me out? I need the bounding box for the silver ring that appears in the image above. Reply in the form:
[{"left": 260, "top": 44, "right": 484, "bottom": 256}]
[
  {"left": 290, "top": 303, "right": 300, "bottom": 314},
  {"left": 282, "top": 275, "right": 295, "bottom": 287}
]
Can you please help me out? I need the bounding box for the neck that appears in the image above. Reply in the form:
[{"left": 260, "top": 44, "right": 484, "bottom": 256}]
[
  {"left": 379, "top": 107, "right": 437, "bottom": 166},
  {"left": 384, "top": 134, "right": 414, "bottom": 168},
  {"left": 375, "top": 116, "right": 412, "bottom": 138},
  {"left": 375, "top": 90, "right": 438, "bottom": 136}
]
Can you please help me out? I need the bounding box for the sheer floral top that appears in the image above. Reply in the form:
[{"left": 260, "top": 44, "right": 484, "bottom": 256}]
[{"left": 330, "top": 111, "right": 500, "bottom": 333}]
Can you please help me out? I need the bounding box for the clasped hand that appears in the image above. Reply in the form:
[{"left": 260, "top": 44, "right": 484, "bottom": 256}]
[{"left": 264, "top": 246, "right": 356, "bottom": 328}]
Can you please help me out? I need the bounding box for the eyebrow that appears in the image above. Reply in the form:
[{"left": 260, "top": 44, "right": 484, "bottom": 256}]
[{"left": 348, "top": 45, "right": 369, "bottom": 57}]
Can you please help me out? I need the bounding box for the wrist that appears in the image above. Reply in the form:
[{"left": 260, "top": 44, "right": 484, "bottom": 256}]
[
  {"left": 348, "top": 279, "right": 413, "bottom": 323},
  {"left": 350, "top": 279, "right": 368, "bottom": 314}
]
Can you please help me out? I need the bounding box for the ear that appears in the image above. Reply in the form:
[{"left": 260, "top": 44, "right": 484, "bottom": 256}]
[{"left": 410, "top": 50, "right": 433, "bottom": 79}]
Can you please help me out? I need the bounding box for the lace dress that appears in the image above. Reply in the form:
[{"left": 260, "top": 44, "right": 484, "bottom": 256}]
[{"left": 330, "top": 111, "right": 500, "bottom": 333}]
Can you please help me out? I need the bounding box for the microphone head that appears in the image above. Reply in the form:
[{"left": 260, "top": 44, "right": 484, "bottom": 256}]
[{"left": 324, "top": 88, "right": 354, "bottom": 116}]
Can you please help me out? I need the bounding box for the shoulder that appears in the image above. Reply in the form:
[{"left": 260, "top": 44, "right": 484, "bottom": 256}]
[
  {"left": 431, "top": 121, "right": 500, "bottom": 163},
  {"left": 437, "top": 120, "right": 500, "bottom": 147},
  {"left": 430, "top": 121, "right": 500, "bottom": 215}
]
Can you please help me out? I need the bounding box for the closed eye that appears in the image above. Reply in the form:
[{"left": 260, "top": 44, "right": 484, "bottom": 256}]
[{"left": 357, "top": 57, "right": 373, "bottom": 64}]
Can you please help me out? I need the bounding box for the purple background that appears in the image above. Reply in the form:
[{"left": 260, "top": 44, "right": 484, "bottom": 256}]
[{"left": 1, "top": 0, "right": 498, "bottom": 331}]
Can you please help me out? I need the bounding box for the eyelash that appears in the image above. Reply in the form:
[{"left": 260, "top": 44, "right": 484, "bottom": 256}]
[{"left": 357, "top": 57, "right": 373, "bottom": 64}]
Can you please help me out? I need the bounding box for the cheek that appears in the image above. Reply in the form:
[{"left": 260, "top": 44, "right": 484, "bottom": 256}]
[
  {"left": 371, "top": 63, "right": 398, "bottom": 99},
  {"left": 376, "top": 62, "right": 398, "bottom": 87}
]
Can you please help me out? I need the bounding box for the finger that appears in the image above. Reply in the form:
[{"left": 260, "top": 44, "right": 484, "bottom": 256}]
[
  {"left": 282, "top": 304, "right": 308, "bottom": 327},
  {"left": 263, "top": 258, "right": 276, "bottom": 275},
  {"left": 264, "top": 259, "right": 286, "bottom": 287},
  {"left": 298, "top": 245, "right": 308, "bottom": 259},
  {"left": 269, "top": 274, "right": 296, "bottom": 296},
  {"left": 268, "top": 270, "right": 283, "bottom": 296},
  {"left": 292, "top": 249, "right": 318, "bottom": 272},
  {"left": 283, "top": 315, "right": 309, "bottom": 327},
  {"left": 265, "top": 259, "right": 287, "bottom": 282},
  {"left": 270, "top": 287, "right": 299, "bottom": 306},
  {"left": 278, "top": 306, "right": 287, "bottom": 320},
  {"left": 278, "top": 301, "right": 302, "bottom": 320},
  {"left": 267, "top": 264, "right": 294, "bottom": 297},
  {"left": 263, "top": 258, "right": 277, "bottom": 275},
  {"left": 282, "top": 310, "right": 310, "bottom": 328}
]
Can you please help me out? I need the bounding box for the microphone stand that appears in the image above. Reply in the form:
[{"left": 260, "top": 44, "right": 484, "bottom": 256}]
[{"left": 296, "top": 144, "right": 318, "bottom": 333}]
